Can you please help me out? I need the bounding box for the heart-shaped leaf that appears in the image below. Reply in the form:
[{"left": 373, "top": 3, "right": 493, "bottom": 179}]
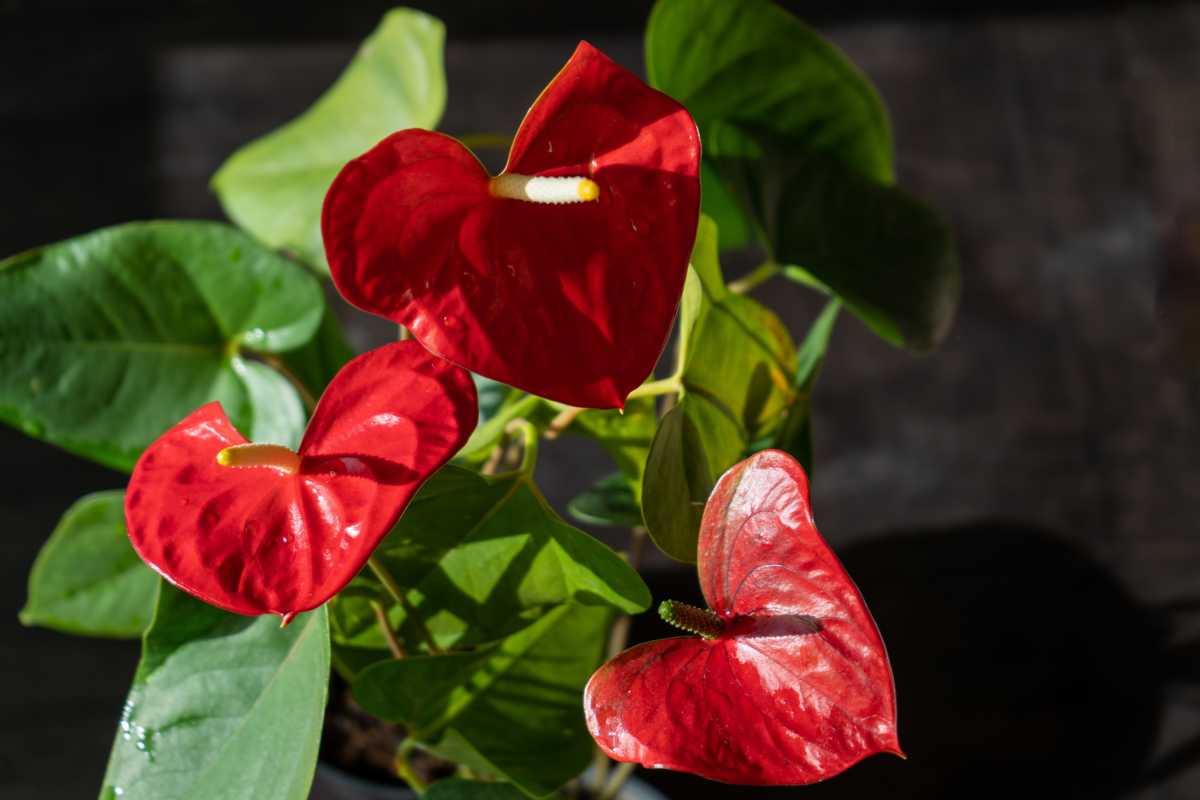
[
  {"left": 125, "top": 340, "right": 477, "bottom": 618},
  {"left": 212, "top": 8, "right": 446, "bottom": 272},
  {"left": 329, "top": 465, "right": 649, "bottom": 652},
  {"left": 642, "top": 218, "right": 797, "bottom": 561},
  {"left": 101, "top": 583, "right": 329, "bottom": 800},
  {"left": 646, "top": 0, "right": 958, "bottom": 350},
  {"left": 355, "top": 602, "right": 611, "bottom": 797},
  {"left": 20, "top": 491, "right": 156, "bottom": 638},
  {"left": 587, "top": 450, "right": 900, "bottom": 784},
  {"left": 324, "top": 41, "right": 701, "bottom": 408},
  {"left": 0, "top": 221, "right": 324, "bottom": 471}
]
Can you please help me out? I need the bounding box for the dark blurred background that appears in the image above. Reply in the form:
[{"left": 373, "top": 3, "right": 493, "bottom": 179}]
[{"left": 3, "top": 1, "right": 1200, "bottom": 798}]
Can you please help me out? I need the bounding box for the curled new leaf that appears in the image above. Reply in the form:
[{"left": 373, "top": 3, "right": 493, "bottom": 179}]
[
  {"left": 324, "top": 41, "right": 701, "bottom": 408},
  {"left": 124, "top": 341, "right": 477, "bottom": 618},
  {"left": 586, "top": 449, "right": 900, "bottom": 784}
]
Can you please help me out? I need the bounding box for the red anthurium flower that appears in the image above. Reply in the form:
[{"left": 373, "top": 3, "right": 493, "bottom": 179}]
[
  {"left": 585, "top": 450, "right": 901, "bottom": 784},
  {"left": 124, "top": 341, "right": 477, "bottom": 620},
  {"left": 323, "top": 41, "right": 701, "bottom": 409}
]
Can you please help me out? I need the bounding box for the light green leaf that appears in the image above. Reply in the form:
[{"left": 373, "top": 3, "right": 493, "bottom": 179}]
[
  {"left": 330, "top": 466, "right": 649, "bottom": 652},
  {"left": 212, "top": 8, "right": 447, "bottom": 272},
  {"left": 642, "top": 219, "right": 797, "bottom": 561},
  {"left": 100, "top": 583, "right": 329, "bottom": 800},
  {"left": 231, "top": 358, "right": 307, "bottom": 449},
  {"left": 647, "top": 0, "right": 958, "bottom": 350},
  {"left": 0, "top": 221, "right": 321, "bottom": 471},
  {"left": 355, "top": 603, "right": 609, "bottom": 797},
  {"left": 565, "top": 396, "right": 657, "bottom": 505},
  {"left": 20, "top": 491, "right": 156, "bottom": 638}
]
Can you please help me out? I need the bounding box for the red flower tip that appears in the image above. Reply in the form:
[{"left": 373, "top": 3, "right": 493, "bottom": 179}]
[
  {"left": 323, "top": 41, "right": 700, "bottom": 409},
  {"left": 124, "top": 341, "right": 477, "bottom": 617},
  {"left": 584, "top": 450, "right": 901, "bottom": 785}
]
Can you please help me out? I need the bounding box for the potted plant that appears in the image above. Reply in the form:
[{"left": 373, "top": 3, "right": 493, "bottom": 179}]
[{"left": 11, "top": 1, "right": 957, "bottom": 797}]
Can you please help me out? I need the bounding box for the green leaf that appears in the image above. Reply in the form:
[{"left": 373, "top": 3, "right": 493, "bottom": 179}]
[
  {"left": 0, "top": 221, "right": 321, "bottom": 470},
  {"left": 568, "top": 472, "right": 643, "bottom": 528},
  {"left": 425, "top": 779, "right": 526, "bottom": 800},
  {"left": 355, "top": 603, "right": 609, "bottom": 797},
  {"left": 20, "top": 491, "right": 156, "bottom": 638},
  {"left": 642, "top": 220, "right": 797, "bottom": 561},
  {"left": 212, "top": 8, "right": 447, "bottom": 272},
  {"left": 768, "top": 299, "right": 840, "bottom": 472},
  {"left": 646, "top": 0, "right": 958, "bottom": 351},
  {"left": 330, "top": 466, "right": 649, "bottom": 652},
  {"left": 761, "top": 153, "right": 959, "bottom": 349},
  {"left": 101, "top": 583, "right": 330, "bottom": 800}
]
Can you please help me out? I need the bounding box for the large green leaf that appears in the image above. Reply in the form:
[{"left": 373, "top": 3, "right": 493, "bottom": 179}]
[
  {"left": 20, "top": 491, "right": 156, "bottom": 638},
  {"left": 642, "top": 220, "right": 797, "bottom": 561},
  {"left": 355, "top": 603, "right": 609, "bottom": 798},
  {"left": 212, "top": 8, "right": 447, "bottom": 272},
  {"left": 0, "top": 221, "right": 320, "bottom": 469},
  {"left": 329, "top": 466, "right": 649, "bottom": 652},
  {"left": 646, "top": 0, "right": 958, "bottom": 350},
  {"left": 100, "top": 584, "right": 329, "bottom": 800}
]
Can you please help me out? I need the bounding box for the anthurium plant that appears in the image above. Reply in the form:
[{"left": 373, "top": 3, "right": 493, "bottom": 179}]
[{"left": 10, "top": 2, "right": 957, "bottom": 798}]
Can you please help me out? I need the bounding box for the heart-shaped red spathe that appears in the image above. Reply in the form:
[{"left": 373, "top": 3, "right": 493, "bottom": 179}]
[
  {"left": 585, "top": 450, "right": 901, "bottom": 784},
  {"left": 322, "top": 41, "right": 701, "bottom": 409},
  {"left": 124, "top": 340, "right": 477, "bottom": 619}
]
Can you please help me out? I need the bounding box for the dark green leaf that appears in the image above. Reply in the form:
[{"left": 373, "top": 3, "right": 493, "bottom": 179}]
[
  {"left": 568, "top": 472, "right": 643, "bottom": 528},
  {"left": 646, "top": 0, "right": 958, "bottom": 350},
  {"left": 425, "top": 779, "right": 526, "bottom": 800},
  {"left": 212, "top": 8, "right": 446, "bottom": 272},
  {"left": 355, "top": 603, "right": 609, "bottom": 797},
  {"left": 20, "top": 491, "right": 156, "bottom": 638},
  {"left": 565, "top": 396, "right": 657, "bottom": 501},
  {"left": 330, "top": 466, "right": 649, "bottom": 651},
  {"left": 0, "top": 221, "right": 321, "bottom": 469},
  {"left": 768, "top": 299, "right": 840, "bottom": 472},
  {"left": 101, "top": 583, "right": 329, "bottom": 800},
  {"left": 642, "top": 220, "right": 797, "bottom": 561},
  {"left": 761, "top": 153, "right": 959, "bottom": 349}
]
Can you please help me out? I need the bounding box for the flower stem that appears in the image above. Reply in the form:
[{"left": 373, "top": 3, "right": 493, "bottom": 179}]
[
  {"left": 727, "top": 260, "right": 780, "bottom": 295},
  {"left": 370, "top": 599, "right": 405, "bottom": 659},
  {"left": 255, "top": 352, "right": 318, "bottom": 413},
  {"left": 543, "top": 405, "right": 584, "bottom": 439},
  {"left": 599, "top": 761, "right": 636, "bottom": 800},
  {"left": 394, "top": 738, "right": 428, "bottom": 795},
  {"left": 368, "top": 556, "right": 441, "bottom": 655}
]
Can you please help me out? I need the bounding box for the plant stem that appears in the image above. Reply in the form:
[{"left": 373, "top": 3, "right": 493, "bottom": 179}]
[
  {"left": 727, "top": 260, "right": 780, "bottom": 294},
  {"left": 368, "top": 556, "right": 441, "bottom": 655},
  {"left": 599, "top": 761, "right": 636, "bottom": 800},
  {"left": 543, "top": 405, "right": 584, "bottom": 439},
  {"left": 254, "top": 352, "right": 318, "bottom": 413},
  {"left": 625, "top": 376, "right": 681, "bottom": 400},
  {"left": 370, "top": 599, "right": 406, "bottom": 659},
  {"left": 394, "top": 738, "right": 429, "bottom": 795},
  {"left": 505, "top": 418, "right": 539, "bottom": 474}
]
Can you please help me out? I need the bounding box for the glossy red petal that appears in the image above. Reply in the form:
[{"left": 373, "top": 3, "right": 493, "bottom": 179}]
[
  {"left": 324, "top": 41, "right": 700, "bottom": 408},
  {"left": 585, "top": 450, "right": 900, "bottom": 785},
  {"left": 124, "top": 341, "right": 476, "bottom": 617}
]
